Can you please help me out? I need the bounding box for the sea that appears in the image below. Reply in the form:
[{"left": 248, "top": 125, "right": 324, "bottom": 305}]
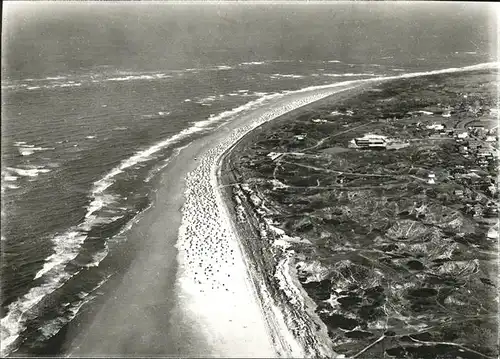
[{"left": 1, "top": 2, "right": 497, "bottom": 356}]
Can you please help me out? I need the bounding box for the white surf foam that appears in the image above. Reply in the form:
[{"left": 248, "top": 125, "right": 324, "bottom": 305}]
[
  {"left": 2, "top": 84, "right": 26, "bottom": 90},
  {"left": 286, "top": 62, "right": 499, "bottom": 95},
  {"left": 455, "top": 51, "right": 478, "bottom": 55},
  {"left": 45, "top": 76, "right": 67, "bottom": 81},
  {"left": 3, "top": 174, "right": 18, "bottom": 182},
  {"left": 84, "top": 93, "right": 286, "bottom": 221},
  {"left": 195, "top": 95, "right": 217, "bottom": 105},
  {"left": 6, "top": 167, "right": 51, "bottom": 177},
  {"left": 16, "top": 145, "right": 53, "bottom": 156},
  {"left": 5, "top": 79, "right": 82, "bottom": 91},
  {"left": 270, "top": 74, "right": 305, "bottom": 79},
  {"left": 44, "top": 82, "right": 82, "bottom": 89},
  {"left": 85, "top": 244, "right": 110, "bottom": 268},
  {"left": 240, "top": 61, "right": 266, "bottom": 66},
  {"left": 35, "top": 273, "right": 113, "bottom": 343},
  {"left": 322, "top": 72, "right": 377, "bottom": 77},
  {"left": 0, "top": 268, "right": 84, "bottom": 355},
  {"left": 34, "top": 231, "right": 87, "bottom": 280},
  {"left": 144, "top": 143, "right": 189, "bottom": 183},
  {"left": 106, "top": 73, "right": 172, "bottom": 82}
]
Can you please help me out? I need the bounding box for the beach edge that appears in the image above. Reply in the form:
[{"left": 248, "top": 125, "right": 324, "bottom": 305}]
[{"left": 214, "top": 84, "right": 373, "bottom": 358}]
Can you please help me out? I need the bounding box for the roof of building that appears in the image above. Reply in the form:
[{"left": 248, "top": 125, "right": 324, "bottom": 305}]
[{"left": 356, "top": 133, "right": 387, "bottom": 140}]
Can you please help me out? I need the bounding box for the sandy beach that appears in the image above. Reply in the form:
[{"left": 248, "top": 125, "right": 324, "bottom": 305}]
[
  {"left": 62, "top": 61, "right": 498, "bottom": 356},
  {"left": 64, "top": 83, "right": 367, "bottom": 357}
]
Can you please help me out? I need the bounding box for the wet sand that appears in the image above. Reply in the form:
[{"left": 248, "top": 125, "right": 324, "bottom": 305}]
[{"left": 65, "top": 84, "right": 365, "bottom": 357}]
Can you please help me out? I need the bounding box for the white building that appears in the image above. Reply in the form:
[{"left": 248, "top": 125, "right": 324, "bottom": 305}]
[
  {"left": 426, "top": 123, "right": 445, "bottom": 130},
  {"left": 351, "top": 133, "right": 388, "bottom": 148},
  {"left": 267, "top": 152, "right": 284, "bottom": 161},
  {"left": 427, "top": 173, "right": 436, "bottom": 184},
  {"left": 487, "top": 225, "right": 498, "bottom": 240}
]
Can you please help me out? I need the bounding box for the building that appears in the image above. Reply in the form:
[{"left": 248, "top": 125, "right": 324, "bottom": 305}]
[
  {"left": 426, "top": 123, "right": 445, "bottom": 131},
  {"left": 267, "top": 152, "right": 284, "bottom": 161},
  {"left": 478, "top": 159, "right": 489, "bottom": 167},
  {"left": 485, "top": 203, "right": 498, "bottom": 218},
  {"left": 459, "top": 146, "right": 469, "bottom": 155},
  {"left": 417, "top": 110, "right": 434, "bottom": 115},
  {"left": 351, "top": 133, "right": 388, "bottom": 149},
  {"left": 468, "top": 141, "right": 482, "bottom": 152},
  {"left": 294, "top": 134, "right": 307, "bottom": 141},
  {"left": 427, "top": 173, "right": 436, "bottom": 184},
  {"left": 477, "top": 151, "right": 493, "bottom": 159},
  {"left": 487, "top": 225, "right": 498, "bottom": 240}
]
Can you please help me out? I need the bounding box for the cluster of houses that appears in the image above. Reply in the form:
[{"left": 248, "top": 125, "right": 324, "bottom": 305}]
[
  {"left": 454, "top": 127, "right": 497, "bottom": 168},
  {"left": 409, "top": 112, "right": 498, "bottom": 168}
]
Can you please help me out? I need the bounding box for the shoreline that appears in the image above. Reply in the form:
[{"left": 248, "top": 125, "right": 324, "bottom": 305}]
[
  {"left": 173, "top": 84, "right": 368, "bottom": 357},
  {"left": 216, "top": 67, "right": 500, "bottom": 358},
  {"left": 57, "top": 84, "right": 360, "bottom": 357},
  {"left": 45, "top": 62, "right": 498, "bottom": 357},
  {"left": 216, "top": 84, "right": 373, "bottom": 358}
]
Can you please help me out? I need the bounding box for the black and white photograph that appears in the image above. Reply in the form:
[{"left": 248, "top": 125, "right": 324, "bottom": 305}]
[{"left": 1, "top": 1, "right": 499, "bottom": 357}]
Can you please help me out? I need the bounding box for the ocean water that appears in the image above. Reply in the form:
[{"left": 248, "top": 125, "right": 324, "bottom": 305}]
[{"left": 0, "top": 2, "right": 497, "bottom": 355}]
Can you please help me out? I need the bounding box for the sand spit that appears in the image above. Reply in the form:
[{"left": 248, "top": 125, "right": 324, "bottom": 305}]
[{"left": 175, "top": 87, "right": 356, "bottom": 357}]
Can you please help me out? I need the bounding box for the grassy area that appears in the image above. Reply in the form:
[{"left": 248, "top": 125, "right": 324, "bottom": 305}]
[{"left": 226, "top": 69, "right": 498, "bottom": 358}]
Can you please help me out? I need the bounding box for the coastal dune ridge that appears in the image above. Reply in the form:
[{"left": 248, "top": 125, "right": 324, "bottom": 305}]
[
  {"left": 1, "top": 61, "right": 497, "bottom": 357},
  {"left": 174, "top": 61, "right": 498, "bottom": 357}
]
